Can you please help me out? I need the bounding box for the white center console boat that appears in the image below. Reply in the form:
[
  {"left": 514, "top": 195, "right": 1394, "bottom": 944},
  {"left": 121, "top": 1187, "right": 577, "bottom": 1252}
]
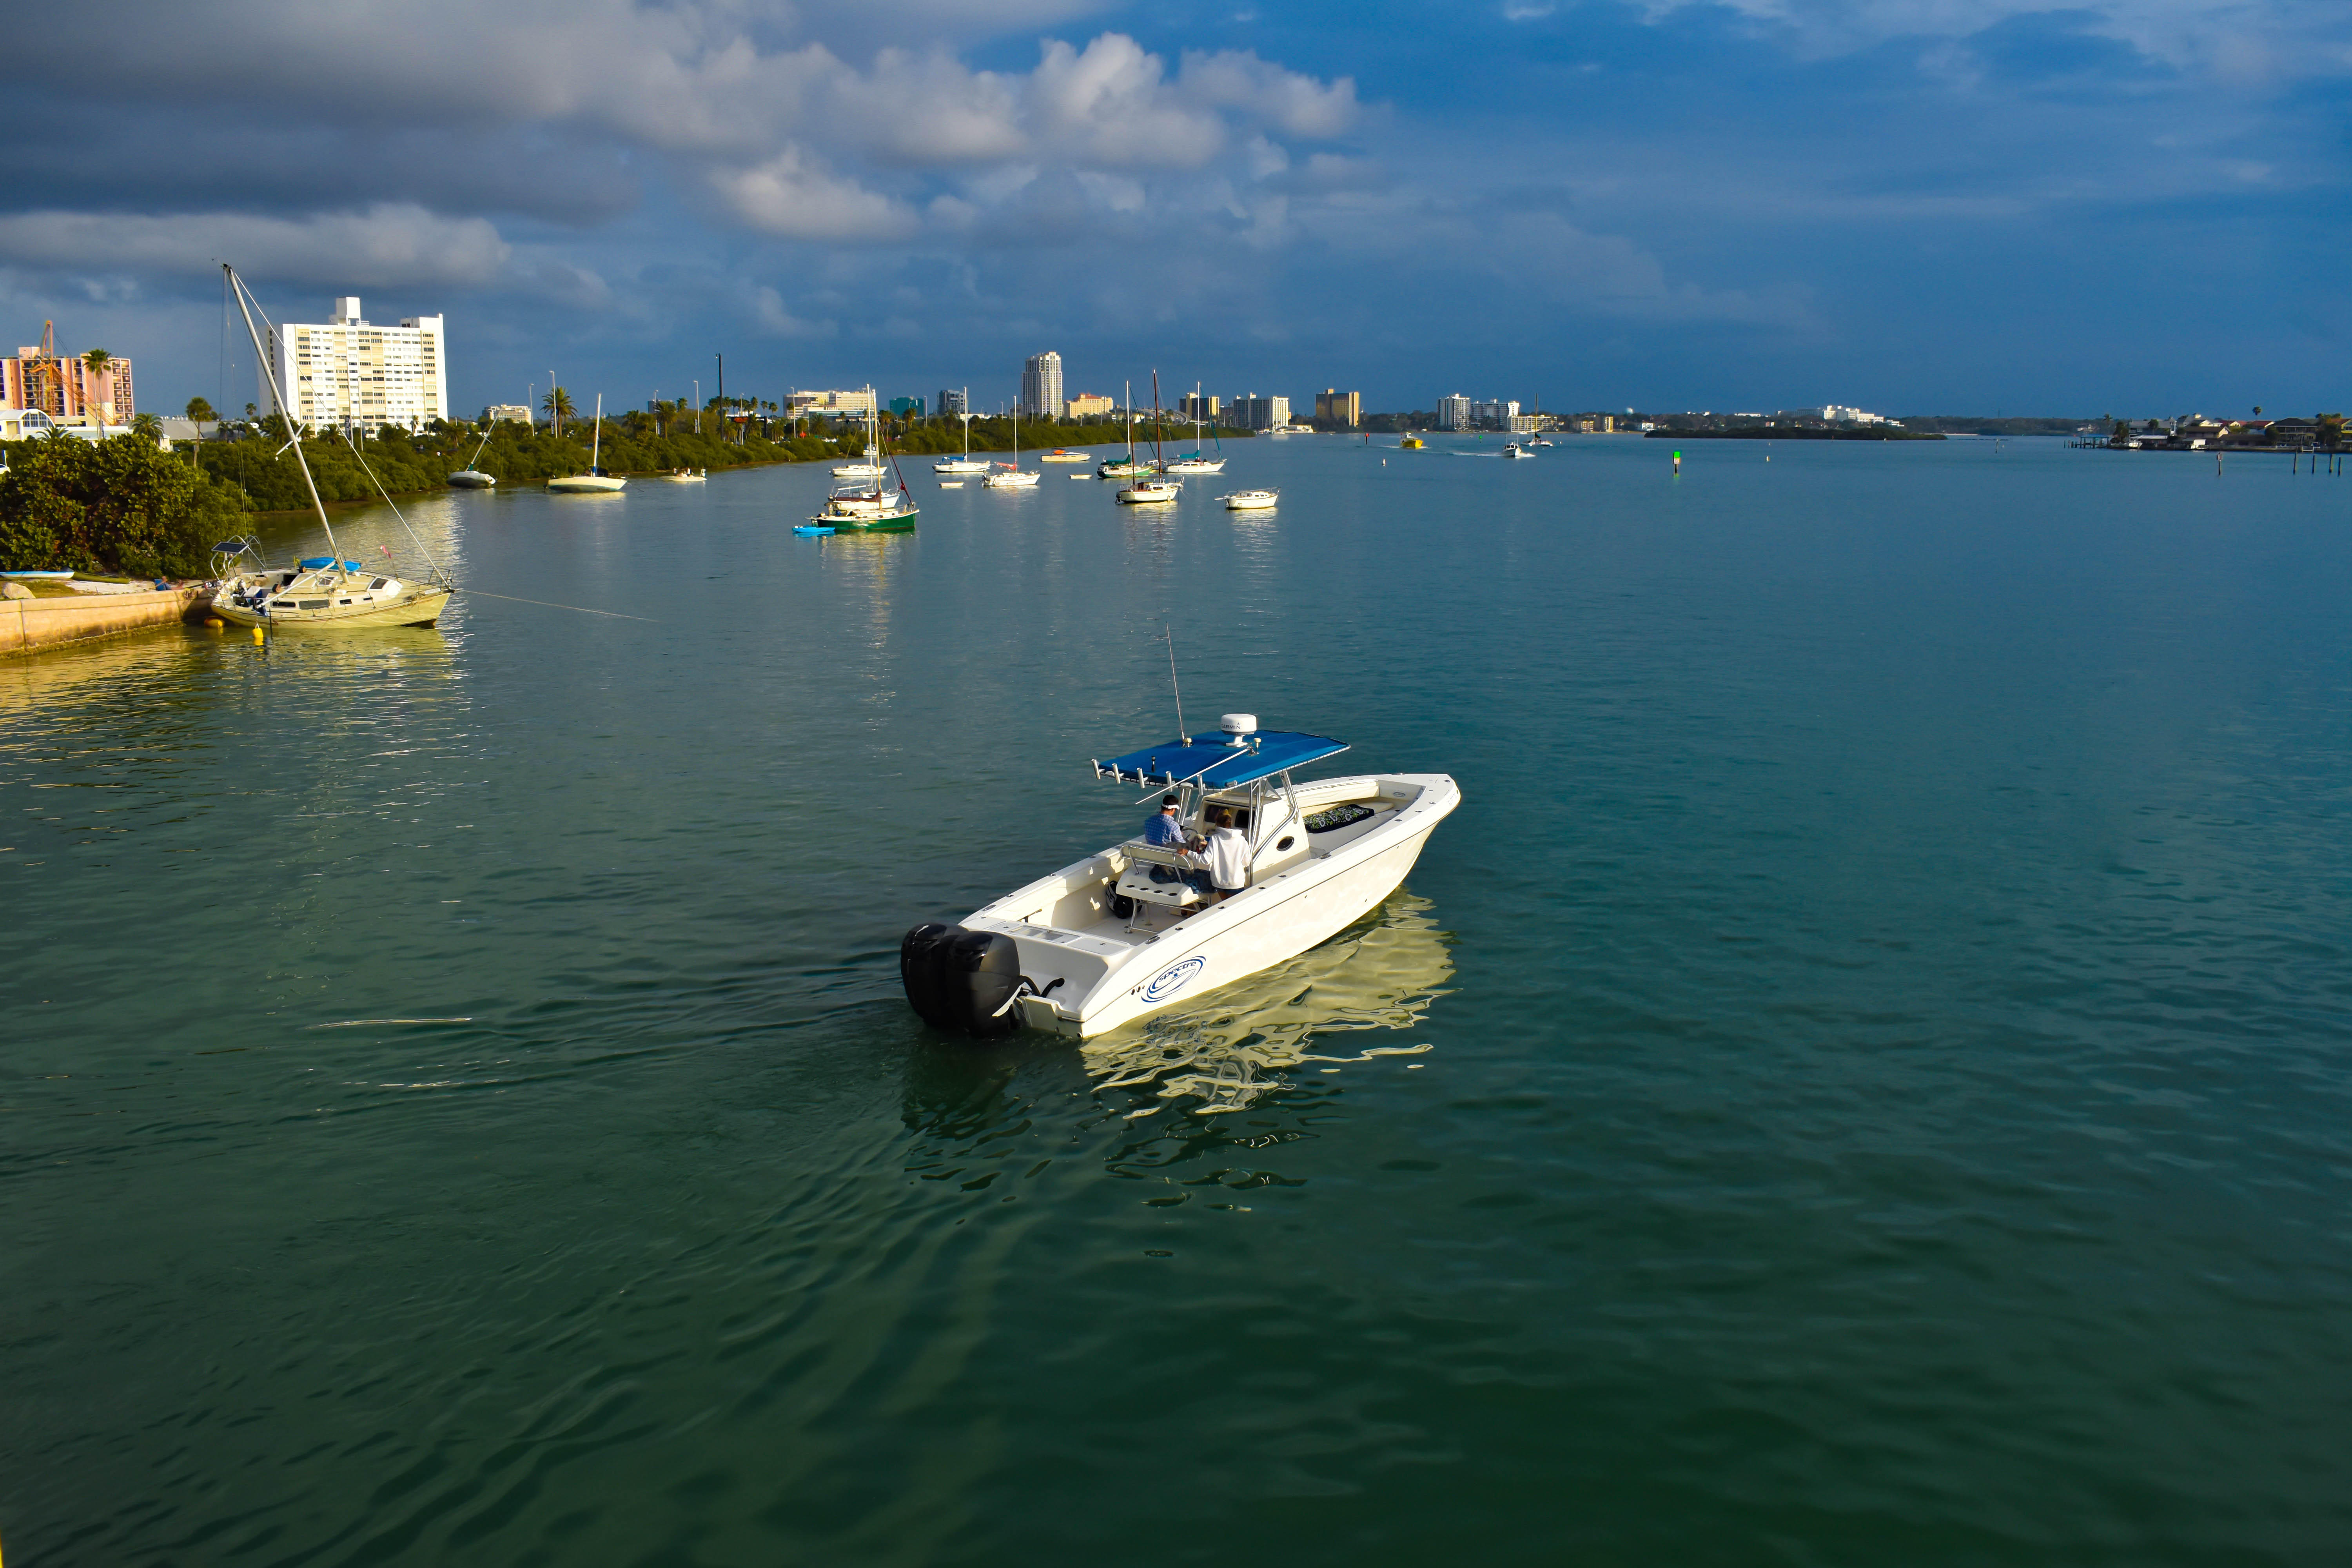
[{"left": 901, "top": 715, "right": 1460, "bottom": 1038}]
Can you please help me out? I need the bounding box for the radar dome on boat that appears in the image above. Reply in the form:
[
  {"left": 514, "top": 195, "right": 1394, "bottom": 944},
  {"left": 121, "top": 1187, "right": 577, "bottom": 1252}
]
[{"left": 1220, "top": 713, "right": 1258, "bottom": 735}]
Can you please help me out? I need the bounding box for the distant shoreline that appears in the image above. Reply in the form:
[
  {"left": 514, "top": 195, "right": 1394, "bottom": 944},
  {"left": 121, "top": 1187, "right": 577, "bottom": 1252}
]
[{"left": 1646, "top": 427, "right": 1945, "bottom": 441}]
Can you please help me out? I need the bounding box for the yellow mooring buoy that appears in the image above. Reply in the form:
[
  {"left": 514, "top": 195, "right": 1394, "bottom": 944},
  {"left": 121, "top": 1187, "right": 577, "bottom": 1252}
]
[{"left": 252, "top": 625, "right": 266, "bottom": 644}]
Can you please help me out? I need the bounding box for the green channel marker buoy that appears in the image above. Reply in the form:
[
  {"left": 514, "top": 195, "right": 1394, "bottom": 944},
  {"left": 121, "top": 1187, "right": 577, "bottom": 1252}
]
[{"left": 1673, "top": 450, "right": 1681, "bottom": 474}]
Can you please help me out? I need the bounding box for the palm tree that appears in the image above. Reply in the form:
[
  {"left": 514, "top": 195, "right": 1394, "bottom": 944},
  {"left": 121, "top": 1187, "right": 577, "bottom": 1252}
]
[
  {"left": 543, "top": 385, "right": 575, "bottom": 437},
  {"left": 186, "top": 396, "right": 218, "bottom": 424},
  {"left": 131, "top": 412, "right": 163, "bottom": 443},
  {"left": 82, "top": 348, "right": 114, "bottom": 426}
]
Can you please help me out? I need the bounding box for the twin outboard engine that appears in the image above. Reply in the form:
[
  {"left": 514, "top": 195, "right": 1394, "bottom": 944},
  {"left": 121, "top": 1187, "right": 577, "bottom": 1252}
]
[{"left": 900, "top": 924, "right": 1028, "bottom": 1037}]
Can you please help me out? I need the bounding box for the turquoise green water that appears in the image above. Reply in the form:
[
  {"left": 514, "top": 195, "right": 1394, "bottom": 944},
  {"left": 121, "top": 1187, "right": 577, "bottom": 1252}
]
[{"left": 5, "top": 438, "right": 2350, "bottom": 1564}]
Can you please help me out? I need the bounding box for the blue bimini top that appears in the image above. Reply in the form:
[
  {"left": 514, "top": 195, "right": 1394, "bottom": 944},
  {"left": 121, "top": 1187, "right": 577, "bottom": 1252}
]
[
  {"left": 298, "top": 557, "right": 365, "bottom": 571},
  {"left": 1095, "top": 730, "right": 1348, "bottom": 789}
]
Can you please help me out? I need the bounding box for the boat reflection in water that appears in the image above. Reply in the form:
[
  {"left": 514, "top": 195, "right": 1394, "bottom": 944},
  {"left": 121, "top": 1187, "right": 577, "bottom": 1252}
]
[{"left": 1082, "top": 891, "right": 1454, "bottom": 1117}]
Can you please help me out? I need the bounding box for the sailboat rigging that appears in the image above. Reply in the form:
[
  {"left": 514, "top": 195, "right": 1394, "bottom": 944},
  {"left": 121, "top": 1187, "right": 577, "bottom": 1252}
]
[{"left": 206, "top": 263, "right": 453, "bottom": 630}]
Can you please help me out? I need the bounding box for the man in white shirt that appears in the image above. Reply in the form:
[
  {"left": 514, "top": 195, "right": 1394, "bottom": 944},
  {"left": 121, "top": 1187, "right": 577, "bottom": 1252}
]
[{"left": 1184, "top": 807, "right": 1252, "bottom": 904}]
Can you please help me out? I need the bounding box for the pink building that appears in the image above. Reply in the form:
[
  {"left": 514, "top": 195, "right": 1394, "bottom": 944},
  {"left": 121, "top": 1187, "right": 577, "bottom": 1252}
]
[{"left": 1, "top": 321, "right": 135, "bottom": 425}]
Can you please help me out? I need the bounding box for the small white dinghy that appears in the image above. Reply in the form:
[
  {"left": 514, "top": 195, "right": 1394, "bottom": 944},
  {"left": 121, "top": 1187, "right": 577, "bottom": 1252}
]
[{"left": 901, "top": 715, "right": 1459, "bottom": 1038}]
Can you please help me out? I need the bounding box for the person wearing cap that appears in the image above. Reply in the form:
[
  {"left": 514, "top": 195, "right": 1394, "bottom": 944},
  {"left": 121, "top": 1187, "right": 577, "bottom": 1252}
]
[{"left": 1143, "top": 794, "right": 1190, "bottom": 848}]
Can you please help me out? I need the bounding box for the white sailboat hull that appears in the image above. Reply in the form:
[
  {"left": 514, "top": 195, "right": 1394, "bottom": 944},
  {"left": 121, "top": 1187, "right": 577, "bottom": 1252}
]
[
  {"left": 962, "top": 773, "right": 1459, "bottom": 1039},
  {"left": 212, "top": 575, "right": 450, "bottom": 629},
  {"left": 547, "top": 474, "right": 626, "bottom": 492}
]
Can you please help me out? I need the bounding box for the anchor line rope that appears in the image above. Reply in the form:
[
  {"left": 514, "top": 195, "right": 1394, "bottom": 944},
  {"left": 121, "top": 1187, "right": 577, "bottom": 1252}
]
[
  {"left": 451, "top": 588, "right": 655, "bottom": 621},
  {"left": 335, "top": 426, "right": 450, "bottom": 587}
]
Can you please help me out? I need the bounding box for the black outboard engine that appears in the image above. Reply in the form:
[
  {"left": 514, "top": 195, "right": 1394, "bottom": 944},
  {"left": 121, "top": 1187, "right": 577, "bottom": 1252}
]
[{"left": 900, "top": 924, "right": 1027, "bottom": 1037}]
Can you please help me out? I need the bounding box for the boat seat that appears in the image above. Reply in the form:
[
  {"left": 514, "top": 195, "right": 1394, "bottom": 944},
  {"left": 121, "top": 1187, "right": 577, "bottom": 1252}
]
[
  {"left": 1120, "top": 837, "right": 1194, "bottom": 869},
  {"left": 1116, "top": 862, "right": 1203, "bottom": 909}
]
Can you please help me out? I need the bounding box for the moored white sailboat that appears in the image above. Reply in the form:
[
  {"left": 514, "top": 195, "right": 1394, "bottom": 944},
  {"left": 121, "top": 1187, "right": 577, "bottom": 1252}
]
[
  {"left": 1164, "top": 381, "right": 1226, "bottom": 474},
  {"left": 935, "top": 391, "right": 988, "bottom": 475},
  {"left": 207, "top": 264, "right": 453, "bottom": 630},
  {"left": 547, "top": 396, "right": 626, "bottom": 492},
  {"left": 984, "top": 401, "right": 1041, "bottom": 488}
]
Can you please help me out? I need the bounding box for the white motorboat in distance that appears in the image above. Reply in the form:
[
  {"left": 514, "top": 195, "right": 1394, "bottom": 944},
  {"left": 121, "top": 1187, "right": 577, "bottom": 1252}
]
[
  {"left": 1501, "top": 442, "right": 1532, "bottom": 459},
  {"left": 900, "top": 715, "right": 1460, "bottom": 1038},
  {"left": 662, "top": 468, "right": 707, "bottom": 483},
  {"left": 1222, "top": 489, "right": 1278, "bottom": 510}
]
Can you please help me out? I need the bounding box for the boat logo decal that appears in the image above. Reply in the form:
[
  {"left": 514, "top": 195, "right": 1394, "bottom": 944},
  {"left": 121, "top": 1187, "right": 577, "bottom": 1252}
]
[{"left": 1142, "top": 957, "right": 1207, "bottom": 1004}]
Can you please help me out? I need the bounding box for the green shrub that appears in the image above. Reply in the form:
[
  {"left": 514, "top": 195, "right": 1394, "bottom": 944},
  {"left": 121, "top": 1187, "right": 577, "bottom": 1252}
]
[{"left": 0, "top": 432, "right": 247, "bottom": 578}]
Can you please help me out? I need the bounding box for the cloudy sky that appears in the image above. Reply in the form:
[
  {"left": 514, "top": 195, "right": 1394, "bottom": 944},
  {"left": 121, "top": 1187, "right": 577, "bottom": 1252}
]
[{"left": 5, "top": 0, "right": 2345, "bottom": 419}]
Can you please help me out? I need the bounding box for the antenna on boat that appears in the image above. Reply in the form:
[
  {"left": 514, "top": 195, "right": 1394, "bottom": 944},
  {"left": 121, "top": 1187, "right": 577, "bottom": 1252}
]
[{"left": 1164, "top": 622, "right": 1187, "bottom": 740}]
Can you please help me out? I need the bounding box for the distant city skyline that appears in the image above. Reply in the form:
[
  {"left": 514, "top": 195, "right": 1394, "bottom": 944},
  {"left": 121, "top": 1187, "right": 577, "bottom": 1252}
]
[{"left": 1, "top": 2, "right": 2341, "bottom": 419}]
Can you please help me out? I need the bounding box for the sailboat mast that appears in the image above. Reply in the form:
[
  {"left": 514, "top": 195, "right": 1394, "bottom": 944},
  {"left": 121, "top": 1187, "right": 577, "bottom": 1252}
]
[
  {"left": 591, "top": 394, "right": 603, "bottom": 471},
  {"left": 223, "top": 263, "right": 341, "bottom": 570}
]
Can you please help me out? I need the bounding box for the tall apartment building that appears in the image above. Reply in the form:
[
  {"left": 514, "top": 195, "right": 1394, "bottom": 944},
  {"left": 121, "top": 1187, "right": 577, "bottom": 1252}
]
[
  {"left": 1178, "top": 393, "right": 1220, "bottom": 422},
  {"left": 1021, "top": 352, "right": 1063, "bottom": 420},
  {"left": 2, "top": 321, "right": 135, "bottom": 425},
  {"left": 1470, "top": 399, "right": 1520, "bottom": 425},
  {"left": 271, "top": 297, "right": 446, "bottom": 432},
  {"left": 1229, "top": 394, "right": 1290, "bottom": 432},
  {"left": 1437, "top": 394, "right": 1471, "bottom": 430},
  {"left": 1313, "top": 389, "right": 1360, "bottom": 428},
  {"left": 936, "top": 388, "right": 969, "bottom": 418}
]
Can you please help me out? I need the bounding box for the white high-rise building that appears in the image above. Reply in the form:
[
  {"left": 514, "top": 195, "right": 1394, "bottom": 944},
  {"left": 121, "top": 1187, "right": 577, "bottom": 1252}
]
[
  {"left": 270, "top": 296, "right": 447, "bottom": 433},
  {"left": 1437, "top": 394, "right": 1471, "bottom": 430},
  {"left": 1021, "top": 352, "right": 1063, "bottom": 420}
]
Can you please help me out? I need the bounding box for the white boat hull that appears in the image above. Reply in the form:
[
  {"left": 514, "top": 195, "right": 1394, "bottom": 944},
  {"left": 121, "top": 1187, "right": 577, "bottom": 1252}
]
[
  {"left": 984, "top": 471, "right": 1041, "bottom": 488},
  {"left": 212, "top": 578, "right": 450, "bottom": 629},
  {"left": 959, "top": 773, "right": 1459, "bottom": 1038},
  {"left": 547, "top": 474, "right": 626, "bottom": 492},
  {"left": 934, "top": 459, "right": 989, "bottom": 475}
]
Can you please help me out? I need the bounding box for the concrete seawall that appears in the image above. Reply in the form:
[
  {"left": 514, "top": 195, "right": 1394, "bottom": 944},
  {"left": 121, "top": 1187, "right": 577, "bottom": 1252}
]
[{"left": 2, "top": 585, "right": 212, "bottom": 655}]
